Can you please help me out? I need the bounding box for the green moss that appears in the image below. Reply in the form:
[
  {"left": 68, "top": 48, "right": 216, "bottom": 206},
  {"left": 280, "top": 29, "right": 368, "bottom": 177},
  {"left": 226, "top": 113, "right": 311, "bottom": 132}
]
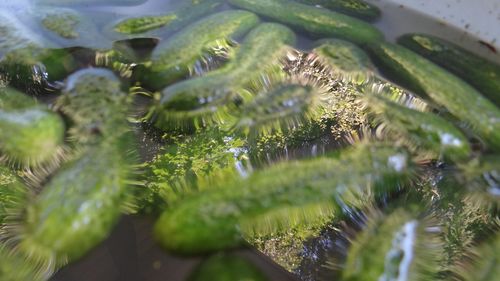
[{"left": 413, "top": 169, "right": 497, "bottom": 275}]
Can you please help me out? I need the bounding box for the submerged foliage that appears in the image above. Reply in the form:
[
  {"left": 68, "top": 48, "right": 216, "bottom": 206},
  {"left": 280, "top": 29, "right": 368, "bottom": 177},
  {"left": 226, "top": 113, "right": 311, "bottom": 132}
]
[{"left": 141, "top": 127, "right": 246, "bottom": 213}]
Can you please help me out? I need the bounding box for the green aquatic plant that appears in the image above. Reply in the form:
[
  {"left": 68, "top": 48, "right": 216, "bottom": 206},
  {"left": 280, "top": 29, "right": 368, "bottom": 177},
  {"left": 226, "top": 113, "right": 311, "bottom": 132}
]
[
  {"left": 0, "top": 87, "right": 65, "bottom": 167},
  {"left": 415, "top": 172, "right": 497, "bottom": 274},
  {"left": 250, "top": 218, "right": 334, "bottom": 272},
  {"left": 141, "top": 128, "right": 246, "bottom": 213}
]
